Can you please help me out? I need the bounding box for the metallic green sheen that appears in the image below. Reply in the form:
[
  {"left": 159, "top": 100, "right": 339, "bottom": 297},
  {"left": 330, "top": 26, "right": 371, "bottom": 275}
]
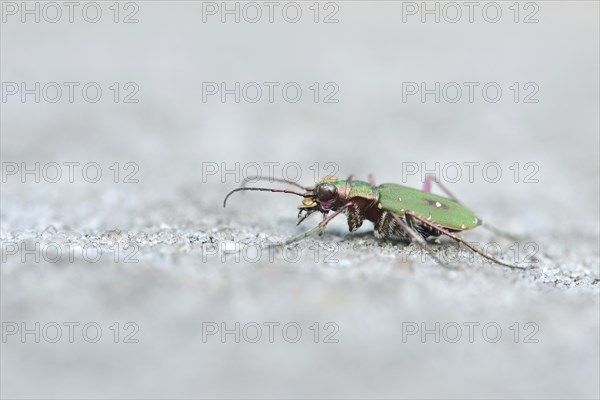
[
  {"left": 377, "top": 183, "right": 479, "bottom": 230},
  {"left": 343, "top": 181, "right": 376, "bottom": 199}
]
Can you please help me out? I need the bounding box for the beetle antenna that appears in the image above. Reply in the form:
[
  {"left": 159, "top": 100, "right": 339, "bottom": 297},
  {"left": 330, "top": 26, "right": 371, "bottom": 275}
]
[
  {"left": 223, "top": 187, "right": 311, "bottom": 208},
  {"left": 240, "top": 176, "right": 309, "bottom": 190}
]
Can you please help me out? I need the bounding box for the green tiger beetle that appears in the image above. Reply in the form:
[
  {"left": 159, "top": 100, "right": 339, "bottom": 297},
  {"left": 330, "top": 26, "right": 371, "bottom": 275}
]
[{"left": 223, "top": 174, "right": 527, "bottom": 269}]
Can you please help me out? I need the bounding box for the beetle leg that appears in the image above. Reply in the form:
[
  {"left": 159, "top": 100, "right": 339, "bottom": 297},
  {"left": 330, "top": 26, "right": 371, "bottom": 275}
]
[
  {"left": 389, "top": 213, "right": 427, "bottom": 246},
  {"left": 297, "top": 208, "right": 318, "bottom": 226},
  {"left": 278, "top": 202, "right": 353, "bottom": 246},
  {"left": 318, "top": 212, "right": 329, "bottom": 236},
  {"left": 480, "top": 221, "right": 523, "bottom": 241},
  {"left": 347, "top": 203, "right": 365, "bottom": 232},
  {"left": 423, "top": 174, "right": 461, "bottom": 202},
  {"left": 368, "top": 174, "right": 377, "bottom": 186},
  {"left": 405, "top": 211, "right": 527, "bottom": 269},
  {"left": 423, "top": 174, "right": 522, "bottom": 241},
  {"left": 388, "top": 212, "right": 447, "bottom": 266}
]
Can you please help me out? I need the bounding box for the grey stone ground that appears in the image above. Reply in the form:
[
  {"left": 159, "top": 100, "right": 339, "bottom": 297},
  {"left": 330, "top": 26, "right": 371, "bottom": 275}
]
[{"left": 1, "top": 2, "right": 599, "bottom": 399}]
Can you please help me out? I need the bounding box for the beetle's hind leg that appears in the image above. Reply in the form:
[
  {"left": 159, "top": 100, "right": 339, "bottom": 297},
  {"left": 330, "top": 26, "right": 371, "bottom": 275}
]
[
  {"left": 404, "top": 212, "right": 439, "bottom": 240},
  {"left": 423, "top": 174, "right": 522, "bottom": 241},
  {"left": 405, "top": 211, "right": 527, "bottom": 269}
]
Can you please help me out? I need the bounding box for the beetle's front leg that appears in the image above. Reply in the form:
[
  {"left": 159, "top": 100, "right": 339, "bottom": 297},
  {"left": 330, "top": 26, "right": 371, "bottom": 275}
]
[
  {"left": 278, "top": 203, "right": 352, "bottom": 246},
  {"left": 318, "top": 211, "right": 329, "bottom": 236}
]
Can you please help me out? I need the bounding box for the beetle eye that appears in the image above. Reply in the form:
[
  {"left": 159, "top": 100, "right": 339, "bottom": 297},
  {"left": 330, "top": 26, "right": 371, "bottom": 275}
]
[{"left": 316, "top": 183, "right": 336, "bottom": 201}]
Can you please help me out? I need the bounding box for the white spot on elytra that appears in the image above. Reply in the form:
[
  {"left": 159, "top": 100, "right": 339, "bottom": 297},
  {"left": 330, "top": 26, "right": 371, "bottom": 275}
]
[{"left": 435, "top": 201, "right": 442, "bottom": 208}]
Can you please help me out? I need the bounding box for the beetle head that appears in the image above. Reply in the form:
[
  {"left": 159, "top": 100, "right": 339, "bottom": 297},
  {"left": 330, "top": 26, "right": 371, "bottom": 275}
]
[{"left": 296, "top": 177, "right": 342, "bottom": 224}]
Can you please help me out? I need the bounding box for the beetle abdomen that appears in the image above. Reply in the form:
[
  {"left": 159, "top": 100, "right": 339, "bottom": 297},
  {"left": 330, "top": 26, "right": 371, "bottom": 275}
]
[{"left": 374, "top": 210, "right": 446, "bottom": 241}]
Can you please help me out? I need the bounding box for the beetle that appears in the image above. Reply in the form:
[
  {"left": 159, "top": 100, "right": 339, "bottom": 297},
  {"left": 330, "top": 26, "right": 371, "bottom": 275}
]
[{"left": 223, "top": 174, "right": 526, "bottom": 269}]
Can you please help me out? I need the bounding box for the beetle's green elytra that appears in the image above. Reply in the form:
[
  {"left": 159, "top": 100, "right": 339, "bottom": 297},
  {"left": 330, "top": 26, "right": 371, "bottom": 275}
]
[
  {"left": 223, "top": 174, "right": 525, "bottom": 269},
  {"left": 377, "top": 183, "right": 479, "bottom": 231}
]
